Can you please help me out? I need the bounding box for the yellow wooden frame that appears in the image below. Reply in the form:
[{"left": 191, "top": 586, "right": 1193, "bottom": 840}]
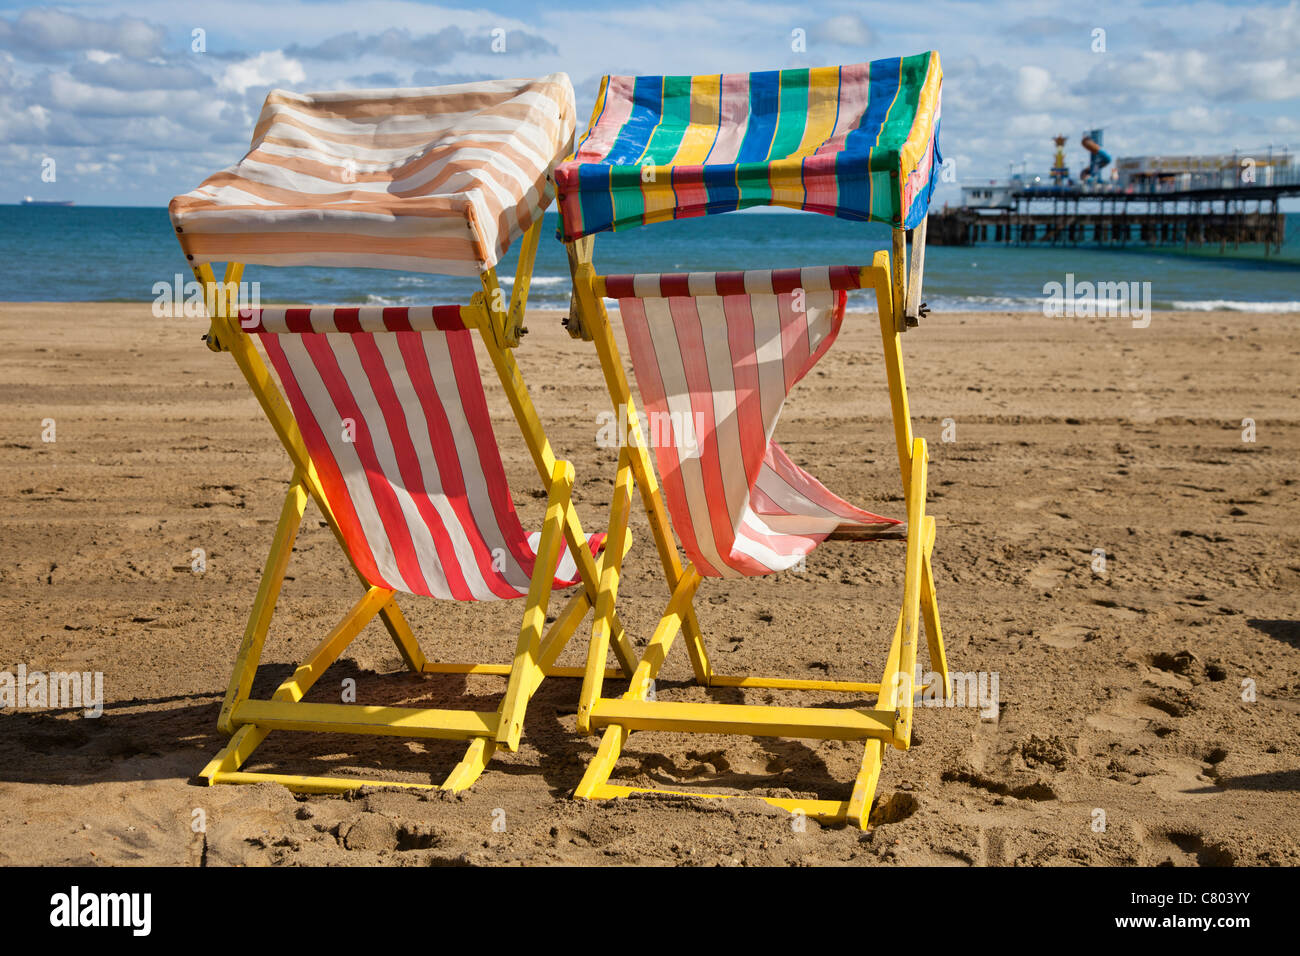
[
  {"left": 564, "top": 237, "right": 952, "bottom": 827},
  {"left": 192, "top": 220, "right": 638, "bottom": 794}
]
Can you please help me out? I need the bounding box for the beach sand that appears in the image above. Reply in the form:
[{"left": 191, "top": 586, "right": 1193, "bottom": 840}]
[{"left": 1, "top": 301, "right": 1297, "bottom": 866}]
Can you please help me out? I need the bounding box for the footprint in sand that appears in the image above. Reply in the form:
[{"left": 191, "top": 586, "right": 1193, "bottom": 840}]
[
  {"left": 1026, "top": 556, "right": 1075, "bottom": 592},
  {"left": 1041, "top": 624, "right": 1092, "bottom": 649},
  {"left": 1085, "top": 687, "right": 1161, "bottom": 736},
  {"left": 1137, "top": 827, "right": 1235, "bottom": 866},
  {"left": 1135, "top": 755, "right": 1224, "bottom": 802},
  {"left": 1014, "top": 495, "right": 1050, "bottom": 512}
]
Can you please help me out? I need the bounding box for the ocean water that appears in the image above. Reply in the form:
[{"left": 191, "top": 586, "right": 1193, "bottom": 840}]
[{"left": 1, "top": 204, "right": 1298, "bottom": 312}]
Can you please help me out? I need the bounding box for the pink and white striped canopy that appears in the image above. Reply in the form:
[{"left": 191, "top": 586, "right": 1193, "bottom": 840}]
[
  {"left": 171, "top": 75, "right": 576, "bottom": 276},
  {"left": 613, "top": 267, "right": 899, "bottom": 578},
  {"left": 251, "top": 306, "right": 600, "bottom": 600}
]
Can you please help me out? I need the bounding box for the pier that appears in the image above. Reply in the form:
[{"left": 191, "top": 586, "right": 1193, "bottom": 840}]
[{"left": 935, "top": 146, "right": 1300, "bottom": 255}]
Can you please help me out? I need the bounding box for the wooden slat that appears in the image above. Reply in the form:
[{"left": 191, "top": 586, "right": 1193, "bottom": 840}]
[
  {"left": 825, "top": 526, "right": 906, "bottom": 542},
  {"left": 709, "top": 674, "right": 880, "bottom": 693},
  {"left": 232, "top": 700, "right": 498, "bottom": 739},
  {"left": 588, "top": 699, "right": 892, "bottom": 741}
]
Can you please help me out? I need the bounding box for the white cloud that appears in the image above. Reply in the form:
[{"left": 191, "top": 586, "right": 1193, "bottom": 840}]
[
  {"left": 0, "top": 102, "right": 49, "bottom": 138},
  {"left": 219, "top": 50, "right": 306, "bottom": 94},
  {"left": 1080, "top": 47, "right": 1300, "bottom": 104},
  {"left": 39, "top": 72, "right": 206, "bottom": 117},
  {"left": 1007, "top": 112, "right": 1057, "bottom": 138},
  {"left": 1166, "top": 105, "right": 1227, "bottom": 135},
  {"left": 808, "top": 14, "right": 874, "bottom": 48},
  {"left": 0, "top": 8, "right": 164, "bottom": 60},
  {"left": 1015, "top": 66, "right": 1053, "bottom": 108}
]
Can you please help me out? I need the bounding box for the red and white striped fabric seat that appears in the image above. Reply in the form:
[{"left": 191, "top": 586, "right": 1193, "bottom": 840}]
[
  {"left": 611, "top": 266, "right": 900, "bottom": 579},
  {"left": 243, "top": 305, "right": 602, "bottom": 600},
  {"left": 238, "top": 305, "right": 466, "bottom": 334}
]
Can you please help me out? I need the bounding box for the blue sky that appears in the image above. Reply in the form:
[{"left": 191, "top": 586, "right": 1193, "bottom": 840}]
[{"left": 1, "top": 0, "right": 1297, "bottom": 206}]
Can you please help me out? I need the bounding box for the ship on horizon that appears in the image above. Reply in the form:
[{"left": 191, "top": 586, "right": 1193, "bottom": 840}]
[{"left": 20, "top": 196, "right": 74, "bottom": 207}]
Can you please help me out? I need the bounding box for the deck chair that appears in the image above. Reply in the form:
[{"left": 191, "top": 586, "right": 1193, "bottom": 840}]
[
  {"left": 556, "top": 54, "right": 953, "bottom": 827},
  {"left": 169, "top": 74, "right": 637, "bottom": 793}
]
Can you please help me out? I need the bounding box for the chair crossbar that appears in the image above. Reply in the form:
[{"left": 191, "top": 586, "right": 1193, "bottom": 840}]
[
  {"left": 232, "top": 700, "right": 499, "bottom": 740},
  {"left": 588, "top": 699, "right": 894, "bottom": 740}
]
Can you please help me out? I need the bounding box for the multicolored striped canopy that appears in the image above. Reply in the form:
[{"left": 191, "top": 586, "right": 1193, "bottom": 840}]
[{"left": 555, "top": 52, "right": 942, "bottom": 240}]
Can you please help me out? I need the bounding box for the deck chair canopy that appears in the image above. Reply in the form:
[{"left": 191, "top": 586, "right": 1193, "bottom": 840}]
[
  {"left": 610, "top": 266, "right": 899, "bottom": 578},
  {"left": 171, "top": 74, "right": 577, "bottom": 276},
  {"left": 555, "top": 52, "right": 942, "bottom": 240}
]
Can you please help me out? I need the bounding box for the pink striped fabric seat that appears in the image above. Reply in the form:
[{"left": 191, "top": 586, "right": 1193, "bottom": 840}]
[
  {"left": 612, "top": 266, "right": 899, "bottom": 578},
  {"left": 244, "top": 305, "right": 601, "bottom": 600}
]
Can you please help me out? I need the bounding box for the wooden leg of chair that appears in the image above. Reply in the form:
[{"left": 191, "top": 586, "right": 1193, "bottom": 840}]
[
  {"left": 680, "top": 608, "right": 711, "bottom": 687},
  {"left": 217, "top": 475, "right": 308, "bottom": 734},
  {"left": 554, "top": 493, "right": 638, "bottom": 680},
  {"left": 889, "top": 438, "right": 928, "bottom": 749},
  {"left": 601, "top": 453, "right": 639, "bottom": 678},
  {"left": 625, "top": 566, "right": 702, "bottom": 701},
  {"left": 558, "top": 503, "right": 636, "bottom": 673},
  {"left": 920, "top": 516, "right": 951, "bottom": 699},
  {"left": 578, "top": 452, "right": 635, "bottom": 732},
  {"left": 608, "top": 603, "right": 639, "bottom": 677},
  {"left": 528, "top": 499, "right": 636, "bottom": 695},
  {"left": 846, "top": 738, "right": 885, "bottom": 829},
  {"left": 200, "top": 723, "right": 271, "bottom": 784},
  {"left": 378, "top": 598, "right": 426, "bottom": 673},
  {"left": 574, "top": 724, "right": 630, "bottom": 799},
  {"left": 876, "top": 605, "right": 906, "bottom": 741},
  {"left": 441, "top": 736, "right": 496, "bottom": 792},
  {"left": 497, "top": 461, "right": 573, "bottom": 751}
]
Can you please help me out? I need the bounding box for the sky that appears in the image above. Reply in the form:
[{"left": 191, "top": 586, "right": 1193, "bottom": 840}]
[{"left": 1, "top": 0, "right": 1297, "bottom": 207}]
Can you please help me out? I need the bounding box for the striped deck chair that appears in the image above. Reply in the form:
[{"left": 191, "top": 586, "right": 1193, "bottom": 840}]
[
  {"left": 172, "top": 74, "right": 638, "bottom": 794},
  {"left": 558, "top": 55, "right": 953, "bottom": 828}
]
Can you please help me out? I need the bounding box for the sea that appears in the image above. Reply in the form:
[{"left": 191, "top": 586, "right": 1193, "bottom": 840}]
[{"left": 2, "top": 205, "right": 1298, "bottom": 312}]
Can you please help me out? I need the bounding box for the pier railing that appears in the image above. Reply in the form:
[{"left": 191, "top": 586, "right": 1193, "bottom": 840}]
[{"left": 1010, "top": 156, "right": 1300, "bottom": 198}]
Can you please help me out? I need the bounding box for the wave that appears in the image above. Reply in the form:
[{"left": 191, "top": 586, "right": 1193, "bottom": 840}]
[
  {"left": 497, "top": 275, "right": 568, "bottom": 287},
  {"left": 887, "top": 294, "right": 1300, "bottom": 314},
  {"left": 1165, "top": 299, "right": 1300, "bottom": 312},
  {"left": 363, "top": 290, "right": 573, "bottom": 308},
  {"left": 920, "top": 295, "right": 1045, "bottom": 312}
]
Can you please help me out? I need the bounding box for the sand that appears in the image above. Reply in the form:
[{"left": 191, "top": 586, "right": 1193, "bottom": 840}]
[{"left": 0, "top": 301, "right": 1297, "bottom": 866}]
